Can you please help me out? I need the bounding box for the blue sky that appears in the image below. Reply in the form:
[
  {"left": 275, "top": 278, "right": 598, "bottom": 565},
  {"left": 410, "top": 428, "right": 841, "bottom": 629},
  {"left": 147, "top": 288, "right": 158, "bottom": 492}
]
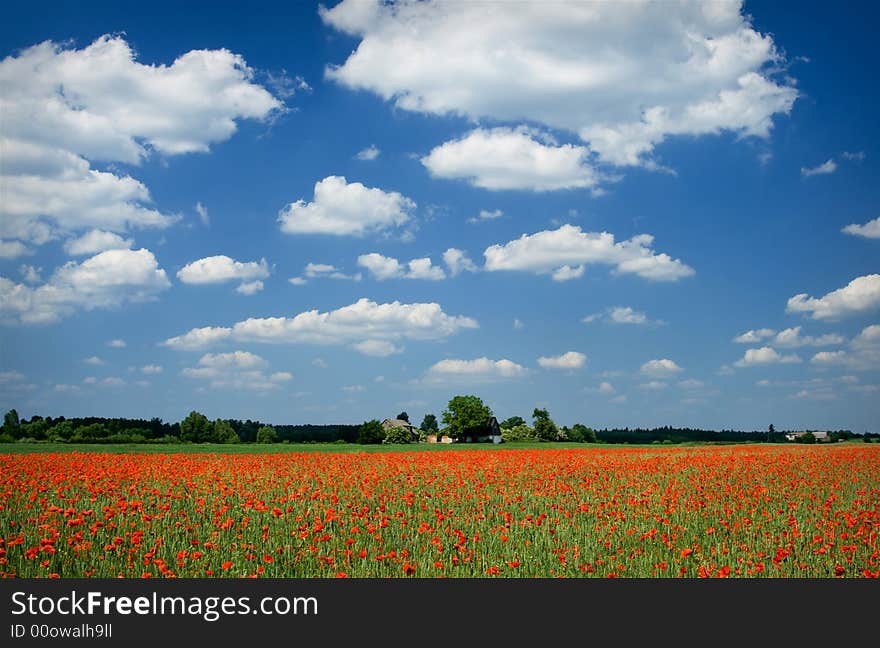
[{"left": 1, "top": 0, "right": 878, "bottom": 432}]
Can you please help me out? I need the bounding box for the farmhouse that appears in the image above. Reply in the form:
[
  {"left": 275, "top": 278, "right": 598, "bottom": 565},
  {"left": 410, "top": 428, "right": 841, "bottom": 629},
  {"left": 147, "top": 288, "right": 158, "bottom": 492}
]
[
  {"left": 785, "top": 431, "right": 831, "bottom": 442},
  {"left": 461, "top": 416, "right": 503, "bottom": 444},
  {"left": 382, "top": 418, "right": 419, "bottom": 442}
]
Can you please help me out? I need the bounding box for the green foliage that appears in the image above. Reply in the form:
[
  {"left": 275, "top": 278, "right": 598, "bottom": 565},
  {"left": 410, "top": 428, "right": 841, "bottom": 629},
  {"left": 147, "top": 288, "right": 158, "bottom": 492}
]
[
  {"left": 419, "top": 414, "right": 438, "bottom": 435},
  {"left": 569, "top": 423, "right": 597, "bottom": 443},
  {"left": 213, "top": 419, "right": 240, "bottom": 444},
  {"left": 500, "top": 416, "right": 525, "bottom": 430},
  {"left": 796, "top": 431, "right": 817, "bottom": 444},
  {"left": 357, "top": 419, "right": 385, "bottom": 445},
  {"left": 383, "top": 425, "right": 412, "bottom": 444},
  {"left": 532, "top": 408, "right": 559, "bottom": 442},
  {"left": 21, "top": 418, "right": 48, "bottom": 441},
  {"left": 180, "top": 411, "right": 212, "bottom": 443},
  {"left": 256, "top": 426, "right": 279, "bottom": 444},
  {"left": 501, "top": 423, "right": 536, "bottom": 443},
  {"left": 442, "top": 395, "right": 493, "bottom": 440},
  {"left": 0, "top": 433, "right": 14, "bottom": 443},
  {"left": 396, "top": 411, "right": 409, "bottom": 423},
  {"left": 3, "top": 409, "right": 21, "bottom": 438}
]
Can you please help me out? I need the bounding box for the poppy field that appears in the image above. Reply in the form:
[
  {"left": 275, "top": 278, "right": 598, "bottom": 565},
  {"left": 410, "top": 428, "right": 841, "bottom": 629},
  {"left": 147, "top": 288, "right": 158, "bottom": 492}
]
[{"left": 1, "top": 444, "right": 878, "bottom": 578}]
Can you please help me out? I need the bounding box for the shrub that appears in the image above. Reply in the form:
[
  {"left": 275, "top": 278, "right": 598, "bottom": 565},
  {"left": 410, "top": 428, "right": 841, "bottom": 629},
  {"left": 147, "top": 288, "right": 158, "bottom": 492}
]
[{"left": 502, "top": 424, "right": 536, "bottom": 443}]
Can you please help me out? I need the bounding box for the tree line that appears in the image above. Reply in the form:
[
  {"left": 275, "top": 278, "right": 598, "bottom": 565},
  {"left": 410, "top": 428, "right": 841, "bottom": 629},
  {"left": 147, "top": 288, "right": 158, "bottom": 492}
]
[{"left": 1, "top": 400, "right": 868, "bottom": 445}]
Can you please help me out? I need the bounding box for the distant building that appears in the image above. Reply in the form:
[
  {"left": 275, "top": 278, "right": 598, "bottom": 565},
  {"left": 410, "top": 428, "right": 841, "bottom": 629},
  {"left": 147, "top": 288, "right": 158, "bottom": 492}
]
[
  {"left": 382, "top": 418, "right": 419, "bottom": 442},
  {"left": 785, "top": 431, "right": 831, "bottom": 443},
  {"left": 461, "top": 416, "right": 503, "bottom": 444}
]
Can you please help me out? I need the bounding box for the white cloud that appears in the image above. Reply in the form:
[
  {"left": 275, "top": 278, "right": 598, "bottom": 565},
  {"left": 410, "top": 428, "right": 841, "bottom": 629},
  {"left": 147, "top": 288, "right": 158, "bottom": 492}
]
[
  {"left": 0, "top": 240, "right": 33, "bottom": 259},
  {"left": 0, "top": 248, "right": 171, "bottom": 324},
  {"left": 235, "top": 280, "right": 264, "bottom": 296},
  {"left": 639, "top": 381, "right": 668, "bottom": 390},
  {"left": 0, "top": 370, "right": 26, "bottom": 383},
  {"left": 421, "top": 127, "right": 601, "bottom": 192},
  {"left": 551, "top": 265, "right": 585, "bottom": 282},
  {"left": 352, "top": 340, "right": 403, "bottom": 357},
  {"left": 801, "top": 159, "right": 837, "bottom": 177},
  {"left": 84, "top": 356, "right": 105, "bottom": 365},
  {"left": 538, "top": 351, "right": 587, "bottom": 370},
  {"left": 141, "top": 365, "right": 163, "bottom": 375},
  {"left": 424, "top": 357, "right": 528, "bottom": 383},
  {"left": 513, "top": 318, "right": 524, "bottom": 330},
  {"left": 583, "top": 306, "right": 658, "bottom": 325},
  {"left": 786, "top": 274, "right": 880, "bottom": 320},
  {"left": 841, "top": 151, "right": 866, "bottom": 161},
  {"left": 678, "top": 379, "right": 705, "bottom": 389},
  {"left": 357, "top": 253, "right": 446, "bottom": 280},
  {"left": 355, "top": 145, "right": 380, "bottom": 161},
  {"left": 598, "top": 382, "right": 616, "bottom": 395},
  {"left": 733, "top": 328, "right": 776, "bottom": 343},
  {"left": 842, "top": 217, "right": 880, "bottom": 239},
  {"left": 177, "top": 255, "right": 269, "bottom": 285},
  {"left": 312, "top": 358, "right": 328, "bottom": 368},
  {"left": 63, "top": 230, "right": 133, "bottom": 256},
  {"left": 640, "top": 358, "right": 684, "bottom": 377},
  {"left": 809, "top": 324, "right": 880, "bottom": 371},
  {"left": 278, "top": 176, "right": 415, "bottom": 236},
  {"left": 442, "top": 248, "right": 478, "bottom": 277},
  {"left": 0, "top": 36, "right": 280, "bottom": 245},
  {"left": 195, "top": 202, "right": 209, "bottom": 226},
  {"left": 290, "top": 263, "right": 362, "bottom": 284},
  {"left": 160, "top": 326, "right": 233, "bottom": 351},
  {"left": 181, "top": 351, "right": 288, "bottom": 391},
  {"left": 771, "top": 326, "right": 844, "bottom": 348},
  {"left": 733, "top": 346, "right": 801, "bottom": 367},
  {"left": 342, "top": 384, "right": 366, "bottom": 393},
  {"left": 163, "top": 298, "right": 478, "bottom": 355},
  {"left": 107, "top": 339, "right": 126, "bottom": 348},
  {"left": 611, "top": 395, "right": 627, "bottom": 404},
  {"left": 468, "top": 209, "right": 504, "bottom": 224},
  {"left": 322, "top": 1, "right": 797, "bottom": 169},
  {"left": 484, "top": 224, "right": 694, "bottom": 282},
  {"left": 100, "top": 377, "right": 125, "bottom": 387},
  {"left": 18, "top": 265, "right": 41, "bottom": 284}
]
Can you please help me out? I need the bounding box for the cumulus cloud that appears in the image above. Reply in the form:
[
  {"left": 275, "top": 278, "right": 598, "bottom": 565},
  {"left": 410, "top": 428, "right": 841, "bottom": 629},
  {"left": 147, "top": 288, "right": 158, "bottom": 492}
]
[
  {"left": 0, "top": 240, "right": 32, "bottom": 259},
  {"left": 355, "top": 145, "right": 380, "bottom": 161},
  {"left": 352, "top": 340, "right": 403, "bottom": 357},
  {"left": 771, "top": 326, "right": 844, "bottom": 348},
  {"left": 640, "top": 358, "right": 684, "bottom": 377},
  {"left": 424, "top": 357, "right": 528, "bottom": 384},
  {"left": 278, "top": 176, "right": 415, "bottom": 236},
  {"left": 809, "top": 324, "right": 880, "bottom": 371},
  {"left": 421, "top": 127, "right": 601, "bottom": 192},
  {"left": 733, "top": 346, "right": 801, "bottom": 367},
  {"left": 177, "top": 255, "right": 269, "bottom": 284},
  {"left": 800, "top": 159, "right": 837, "bottom": 177},
  {"left": 537, "top": 351, "right": 587, "bottom": 370},
  {"left": 63, "top": 229, "right": 133, "bottom": 256},
  {"left": 468, "top": 209, "right": 504, "bottom": 224},
  {"left": 357, "top": 253, "right": 446, "bottom": 280},
  {"left": 484, "top": 224, "right": 694, "bottom": 282},
  {"left": 162, "top": 298, "right": 478, "bottom": 355},
  {"left": 442, "top": 248, "right": 478, "bottom": 277},
  {"left": 322, "top": 1, "right": 797, "bottom": 169},
  {"left": 84, "top": 356, "right": 105, "bottom": 366},
  {"left": 598, "top": 382, "right": 616, "bottom": 395},
  {"left": 639, "top": 381, "right": 668, "bottom": 390},
  {"left": 141, "top": 365, "right": 163, "bottom": 375},
  {"left": 583, "top": 306, "right": 659, "bottom": 325},
  {"left": 842, "top": 217, "right": 880, "bottom": 239},
  {"left": 0, "top": 248, "right": 170, "bottom": 324},
  {"left": 732, "top": 328, "right": 776, "bottom": 343},
  {"left": 107, "top": 339, "right": 126, "bottom": 348},
  {"left": 786, "top": 274, "right": 880, "bottom": 320},
  {"left": 182, "top": 351, "right": 291, "bottom": 391},
  {"left": 18, "top": 265, "right": 41, "bottom": 284},
  {"left": 235, "top": 280, "right": 264, "bottom": 296},
  {"left": 0, "top": 35, "right": 280, "bottom": 246},
  {"left": 289, "top": 263, "right": 362, "bottom": 284}
]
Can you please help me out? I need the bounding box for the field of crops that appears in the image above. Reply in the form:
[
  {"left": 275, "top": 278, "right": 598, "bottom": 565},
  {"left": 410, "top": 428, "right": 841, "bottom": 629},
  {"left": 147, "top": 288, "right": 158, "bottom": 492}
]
[{"left": 1, "top": 444, "right": 878, "bottom": 578}]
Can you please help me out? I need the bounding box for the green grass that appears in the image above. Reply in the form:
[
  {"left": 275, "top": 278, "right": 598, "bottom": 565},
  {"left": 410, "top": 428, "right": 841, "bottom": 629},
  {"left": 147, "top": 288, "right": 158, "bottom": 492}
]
[{"left": 0, "top": 441, "right": 647, "bottom": 454}]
